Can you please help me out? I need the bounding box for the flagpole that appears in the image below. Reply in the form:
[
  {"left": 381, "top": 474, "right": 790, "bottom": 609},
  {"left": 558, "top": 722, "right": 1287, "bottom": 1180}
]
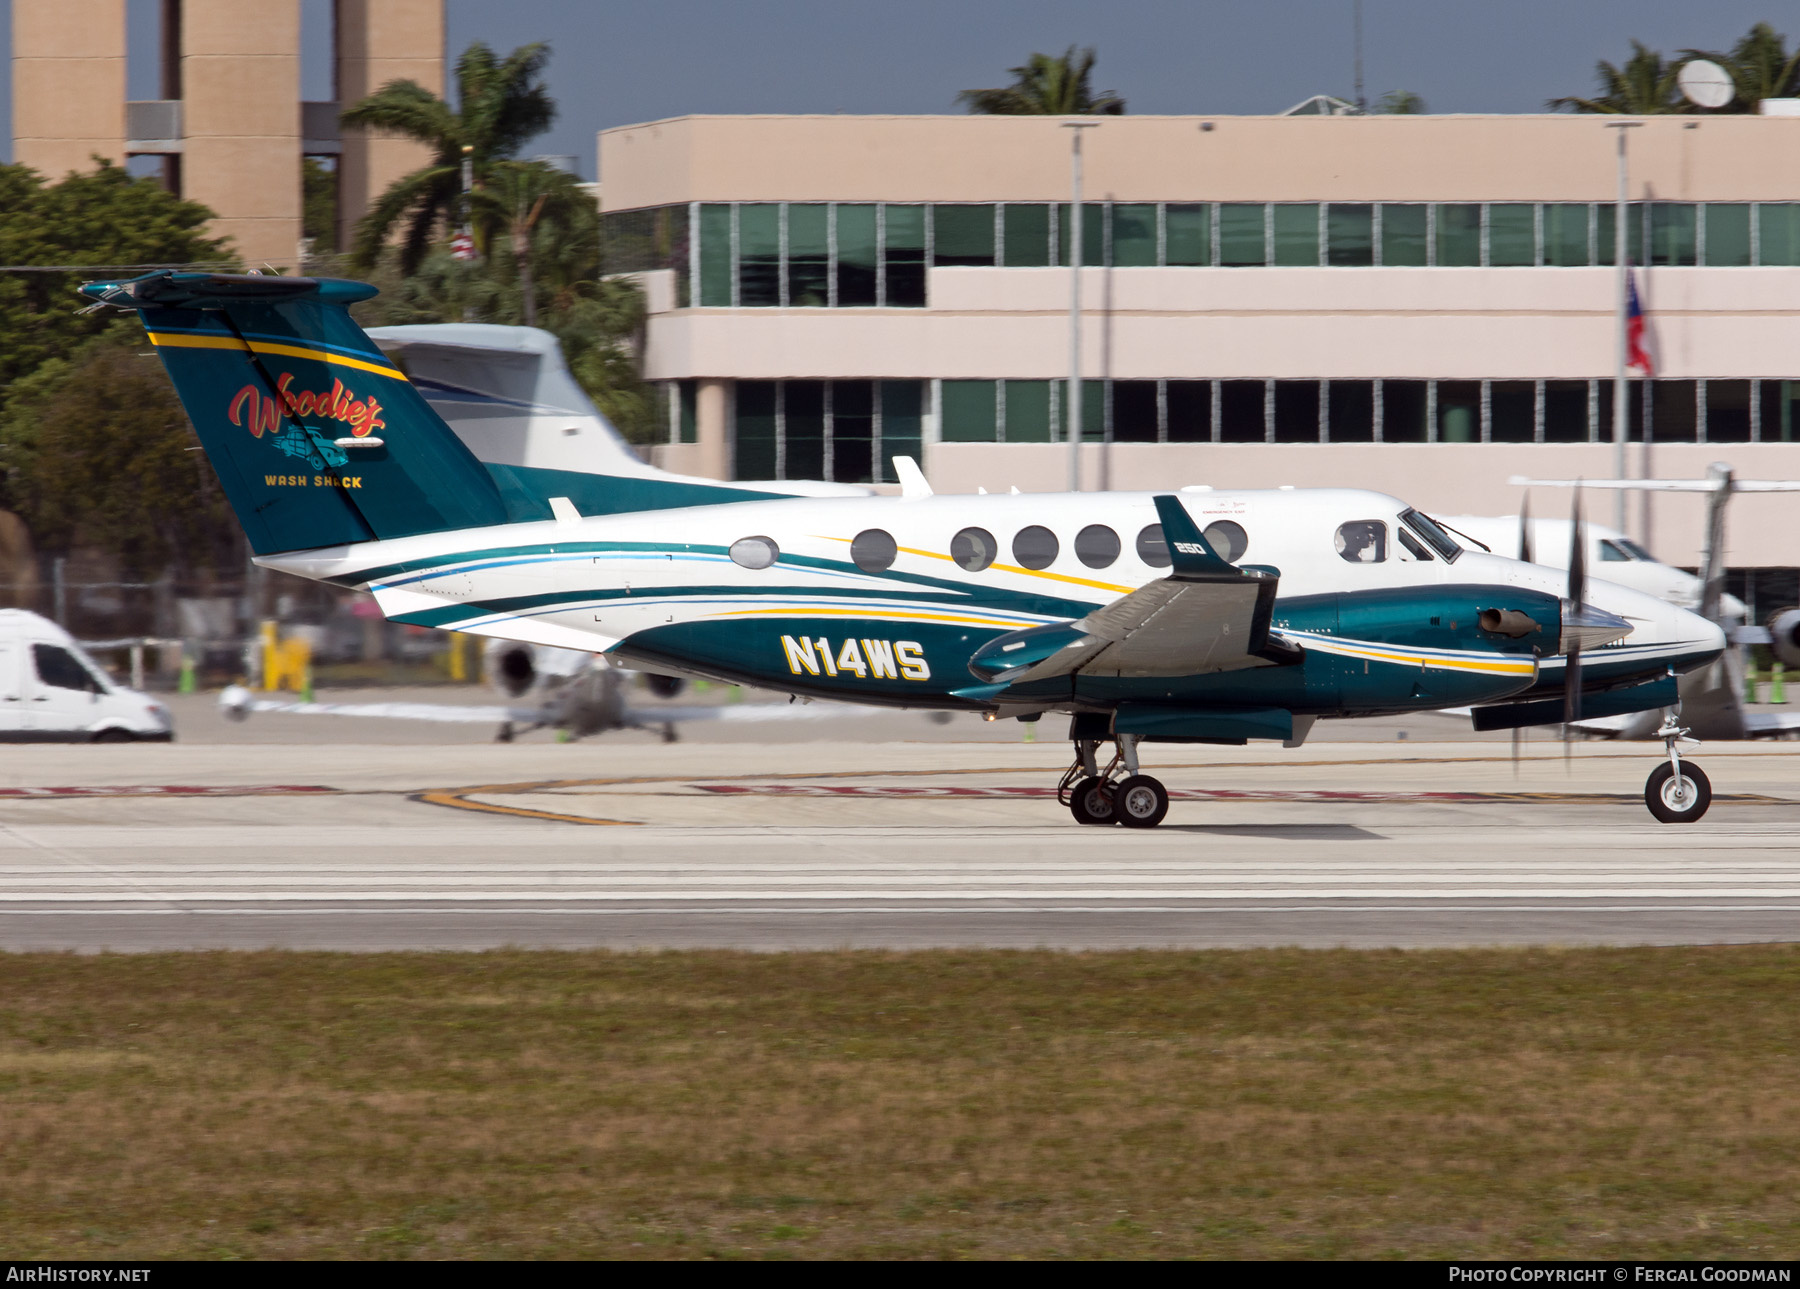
[{"left": 1608, "top": 122, "right": 1641, "bottom": 533}]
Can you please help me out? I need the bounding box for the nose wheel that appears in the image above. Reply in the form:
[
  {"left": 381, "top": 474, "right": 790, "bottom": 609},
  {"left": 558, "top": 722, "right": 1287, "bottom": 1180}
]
[
  {"left": 1645, "top": 711, "right": 1711, "bottom": 823},
  {"left": 1058, "top": 735, "right": 1170, "bottom": 828}
]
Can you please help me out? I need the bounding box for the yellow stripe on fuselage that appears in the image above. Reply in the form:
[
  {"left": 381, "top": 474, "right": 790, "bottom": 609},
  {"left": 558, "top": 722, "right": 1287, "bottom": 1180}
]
[
  {"left": 887, "top": 543, "right": 1132, "bottom": 595},
  {"left": 147, "top": 331, "right": 404, "bottom": 381},
  {"left": 1312, "top": 638, "right": 1537, "bottom": 675}
]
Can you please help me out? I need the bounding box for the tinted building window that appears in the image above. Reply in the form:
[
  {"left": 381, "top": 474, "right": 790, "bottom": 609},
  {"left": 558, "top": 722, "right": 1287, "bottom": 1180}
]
[
  {"left": 941, "top": 380, "right": 998, "bottom": 442},
  {"left": 1002, "top": 204, "right": 1051, "bottom": 267},
  {"left": 1112, "top": 204, "right": 1158, "bottom": 266},
  {"left": 1112, "top": 381, "right": 1159, "bottom": 442},
  {"left": 836, "top": 205, "right": 878, "bottom": 306},
  {"left": 1219, "top": 380, "right": 1266, "bottom": 441},
  {"left": 1380, "top": 204, "right": 1428, "bottom": 266},
  {"left": 1219, "top": 204, "right": 1267, "bottom": 266},
  {"left": 1165, "top": 204, "right": 1210, "bottom": 266},
  {"left": 737, "top": 203, "right": 781, "bottom": 306},
  {"left": 1542, "top": 204, "right": 1590, "bottom": 266},
  {"left": 1436, "top": 205, "right": 1481, "bottom": 266},
  {"left": 1327, "top": 204, "right": 1373, "bottom": 267},
  {"left": 1758, "top": 379, "right": 1800, "bottom": 442},
  {"left": 1057, "top": 202, "right": 1105, "bottom": 266},
  {"left": 881, "top": 381, "right": 924, "bottom": 478},
  {"left": 1383, "top": 380, "right": 1430, "bottom": 442},
  {"left": 784, "top": 380, "right": 826, "bottom": 479},
  {"left": 1165, "top": 380, "right": 1211, "bottom": 442},
  {"left": 1488, "top": 204, "right": 1535, "bottom": 266},
  {"left": 833, "top": 380, "right": 874, "bottom": 483},
  {"left": 933, "top": 204, "right": 995, "bottom": 267},
  {"left": 1490, "top": 381, "right": 1535, "bottom": 441},
  {"left": 1272, "top": 204, "right": 1319, "bottom": 266},
  {"left": 883, "top": 205, "right": 927, "bottom": 306},
  {"left": 1650, "top": 203, "right": 1697, "bottom": 267},
  {"left": 1651, "top": 379, "right": 1698, "bottom": 442},
  {"left": 1543, "top": 381, "right": 1590, "bottom": 442},
  {"left": 1760, "top": 204, "right": 1800, "bottom": 265},
  {"left": 1005, "top": 380, "right": 1053, "bottom": 443},
  {"left": 1437, "top": 380, "right": 1480, "bottom": 442},
  {"left": 1273, "top": 380, "right": 1319, "bottom": 442},
  {"left": 787, "top": 203, "right": 829, "bottom": 306},
  {"left": 1328, "top": 381, "right": 1375, "bottom": 441},
  {"left": 1596, "top": 203, "right": 1646, "bottom": 266},
  {"left": 1705, "top": 380, "right": 1751, "bottom": 443},
  {"left": 698, "top": 203, "right": 733, "bottom": 306},
  {"left": 734, "top": 381, "right": 777, "bottom": 479},
  {"left": 1705, "top": 204, "right": 1751, "bottom": 267}
]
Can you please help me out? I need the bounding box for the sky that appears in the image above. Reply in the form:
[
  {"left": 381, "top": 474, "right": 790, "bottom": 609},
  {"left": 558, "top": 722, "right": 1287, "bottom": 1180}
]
[{"left": 1, "top": 0, "right": 1796, "bottom": 178}]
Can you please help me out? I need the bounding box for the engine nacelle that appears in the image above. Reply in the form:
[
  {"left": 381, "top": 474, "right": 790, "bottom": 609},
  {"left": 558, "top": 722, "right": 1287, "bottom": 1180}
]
[
  {"left": 1771, "top": 609, "right": 1800, "bottom": 669},
  {"left": 642, "top": 672, "right": 685, "bottom": 700},
  {"left": 486, "top": 640, "right": 537, "bottom": 698}
]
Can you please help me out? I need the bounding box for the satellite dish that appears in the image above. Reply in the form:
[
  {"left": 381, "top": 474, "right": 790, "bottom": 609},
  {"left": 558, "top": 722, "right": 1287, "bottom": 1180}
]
[{"left": 1678, "top": 59, "right": 1735, "bottom": 109}]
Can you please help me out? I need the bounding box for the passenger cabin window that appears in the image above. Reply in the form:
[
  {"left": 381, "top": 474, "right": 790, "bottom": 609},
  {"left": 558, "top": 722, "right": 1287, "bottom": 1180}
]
[
  {"left": 952, "top": 527, "right": 998, "bottom": 572},
  {"left": 1135, "top": 523, "right": 1172, "bottom": 568},
  {"left": 1600, "top": 539, "right": 1632, "bottom": 562},
  {"left": 33, "top": 644, "right": 103, "bottom": 694},
  {"left": 1012, "top": 525, "right": 1059, "bottom": 571},
  {"left": 729, "top": 536, "right": 780, "bottom": 569},
  {"left": 1399, "top": 509, "right": 1462, "bottom": 562},
  {"left": 1335, "top": 520, "right": 1387, "bottom": 563},
  {"left": 1075, "top": 524, "right": 1120, "bottom": 569},
  {"left": 1397, "top": 528, "right": 1434, "bottom": 561},
  {"left": 1202, "top": 520, "right": 1248, "bottom": 562},
  {"left": 850, "top": 529, "right": 897, "bottom": 573}
]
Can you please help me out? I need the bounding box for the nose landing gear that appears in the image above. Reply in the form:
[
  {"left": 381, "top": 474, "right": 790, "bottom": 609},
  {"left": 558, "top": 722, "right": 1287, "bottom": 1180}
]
[
  {"left": 1057, "top": 735, "right": 1170, "bottom": 828},
  {"left": 1645, "top": 711, "right": 1711, "bottom": 823}
]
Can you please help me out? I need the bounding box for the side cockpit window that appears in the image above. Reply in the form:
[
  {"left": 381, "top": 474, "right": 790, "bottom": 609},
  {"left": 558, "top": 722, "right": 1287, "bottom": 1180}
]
[
  {"left": 1397, "top": 528, "right": 1434, "bottom": 561},
  {"left": 1335, "top": 520, "right": 1387, "bottom": 564},
  {"left": 1599, "top": 539, "right": 1632, "bottom": 562}
]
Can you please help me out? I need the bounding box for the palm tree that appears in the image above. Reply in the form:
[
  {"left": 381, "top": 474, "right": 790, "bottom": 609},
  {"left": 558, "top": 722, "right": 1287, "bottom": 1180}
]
[
  {"left": 470, "top": 161, "right": 593, "bottom": 326},
  {"left": 958, "top": 47, "right": 1125, "bottom": 115},
  {"left": 1374, "top": 90, "right": 1427, "bottom": 114},
  {"left": 1681, "top": 23, "right": 1800, "bottom": 112},
  {"left": 339, "top": 41, "right": 556, "bottom": 272},
  {"left": 1548, "top": 40, "right": 1689, "bottom": 114}
]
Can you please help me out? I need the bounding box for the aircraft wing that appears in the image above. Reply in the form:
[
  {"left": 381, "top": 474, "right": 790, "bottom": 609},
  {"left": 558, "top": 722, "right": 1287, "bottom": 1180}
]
[
  {"left": 972, "top": 496, "right": 1296, "bottom": 685},
  {"left": 1745, "top": 710, "right": 1800, "bottom": 736}
]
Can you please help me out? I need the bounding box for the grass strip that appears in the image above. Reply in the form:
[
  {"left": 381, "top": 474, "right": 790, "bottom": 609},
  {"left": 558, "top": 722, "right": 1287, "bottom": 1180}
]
[{"left": 1, "top": 946, "right": 1797, "bottom": 1260}]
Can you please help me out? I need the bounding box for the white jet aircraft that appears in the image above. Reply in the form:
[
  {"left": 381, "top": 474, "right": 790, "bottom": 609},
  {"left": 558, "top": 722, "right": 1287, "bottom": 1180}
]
[{"left": 82, "top": 271, "right": 1728, "bottom": 823}]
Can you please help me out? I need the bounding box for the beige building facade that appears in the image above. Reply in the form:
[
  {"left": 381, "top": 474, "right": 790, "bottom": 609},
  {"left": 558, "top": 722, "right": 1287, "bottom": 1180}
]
[
  {"left": 600, "top": 113, "right": 1800, "bottom": 606},
  {"left": 10, "top": 0, "right": 442, "bottom": 269}
]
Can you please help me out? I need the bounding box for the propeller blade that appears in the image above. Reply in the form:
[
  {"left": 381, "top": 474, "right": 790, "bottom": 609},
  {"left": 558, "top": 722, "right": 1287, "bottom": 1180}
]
[
  {"left": 1519, "top": 491, "right": 1534, "bottom": 564},
  {"left": 1567, "top": 483, "right": 1586, "bottom": 609}
]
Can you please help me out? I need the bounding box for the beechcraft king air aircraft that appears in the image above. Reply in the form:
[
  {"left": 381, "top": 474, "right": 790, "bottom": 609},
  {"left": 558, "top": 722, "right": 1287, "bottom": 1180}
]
[{"left": 82, "top": 271, "right": 1728, "bottom": 823}]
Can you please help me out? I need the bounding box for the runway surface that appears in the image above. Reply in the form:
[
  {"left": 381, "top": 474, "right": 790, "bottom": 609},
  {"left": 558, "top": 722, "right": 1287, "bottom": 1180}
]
[{"left": 2, "top": 733, "right": 1798, "bottom": 950}]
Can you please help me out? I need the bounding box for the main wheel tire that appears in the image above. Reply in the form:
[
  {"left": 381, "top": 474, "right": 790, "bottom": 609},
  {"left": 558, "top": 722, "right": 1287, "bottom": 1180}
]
[
  {"left": 91, "top": 728, "right": 134, "bottom": 744},
  {"left": 1068, "top": 776, "right": 1117, "bottom": 826},
  {"left": 1645, "top": 761, "right": 1712, "bottom": 823},
  {"left": 1113, "top": 774, "right": 1170, "bottom": 829}
]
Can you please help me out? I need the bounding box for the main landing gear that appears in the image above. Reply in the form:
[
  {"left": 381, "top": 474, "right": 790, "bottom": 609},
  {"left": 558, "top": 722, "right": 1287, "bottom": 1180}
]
[
  {"left": 1645, "top": 711, "right": 1711, "bottom": 823},
  {"left": 1057, "top": 734, "right": 1170, "bottom": 829}
]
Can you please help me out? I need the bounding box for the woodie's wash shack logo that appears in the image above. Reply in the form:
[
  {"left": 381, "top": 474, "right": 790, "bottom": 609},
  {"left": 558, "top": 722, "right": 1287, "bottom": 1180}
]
[{"left": 229, "top": 373, "right": 386, "bottom": 474}]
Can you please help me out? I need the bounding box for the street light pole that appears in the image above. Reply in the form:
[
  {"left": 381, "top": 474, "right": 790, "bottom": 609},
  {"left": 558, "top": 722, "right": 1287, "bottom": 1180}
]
[
  {"left": 1064, "top": 120, "right": 1099, "bottom": 492},
  {"left": 1608, "top": 121, "right": 1641, "bottom": 533}
]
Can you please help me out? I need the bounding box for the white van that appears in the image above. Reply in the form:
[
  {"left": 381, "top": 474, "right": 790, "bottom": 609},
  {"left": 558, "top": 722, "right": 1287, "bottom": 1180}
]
[{"left": 0, "top": 610, "right": 173, "bottom": 742}]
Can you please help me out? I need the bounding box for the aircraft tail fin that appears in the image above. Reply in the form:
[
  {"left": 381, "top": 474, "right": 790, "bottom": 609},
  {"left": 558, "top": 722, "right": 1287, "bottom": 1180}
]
[{"left": 78, "top": 272, "right": 511, "bottom": 555}]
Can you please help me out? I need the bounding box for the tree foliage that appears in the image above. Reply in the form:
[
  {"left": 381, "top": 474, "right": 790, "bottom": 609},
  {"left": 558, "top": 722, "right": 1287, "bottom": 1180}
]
[
  {"left": 340, "top": 41, "right": 557, "bottom": 273},
  {"left": 958, "top": 47, "right": 1126, "bottom": 115},
  {"left": 0, "top": 326, "right": 241, "bottom": 575},
  {"left": 0, "top": 160, "right": 230, "bottom": 408},
  {"left": 1375, "top": 90, "right": 1427, "bottom": 114},
  {"left": 1549, "top": 40, "right": 1688, "bottom": 114},
  {"left": 1551, "top": 25, "right": 1800, "bottom": 114}
]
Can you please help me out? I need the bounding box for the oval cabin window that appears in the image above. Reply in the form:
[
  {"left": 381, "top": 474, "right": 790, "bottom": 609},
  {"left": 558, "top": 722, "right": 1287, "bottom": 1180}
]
[
  {"left": 951, "top": 527, "right": 998, "bottom": 572},
  {"left": 729, "top": 536, "right": 780, "bottom": 569},
  {"left": 1075, "top": 524, "right": 1121, "bottom": 569},
  {"left": 850, "top": 529, "right": 897, "bottom": 573}
]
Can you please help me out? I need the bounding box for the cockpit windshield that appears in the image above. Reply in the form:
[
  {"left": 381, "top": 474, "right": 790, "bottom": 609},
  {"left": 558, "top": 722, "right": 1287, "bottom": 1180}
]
[
  {"left": 1617, "top": 538, "right": 1658, "bottom": 563},
  {"left": 1398, "top": 509, "right": 1462, "bottom": 563}
]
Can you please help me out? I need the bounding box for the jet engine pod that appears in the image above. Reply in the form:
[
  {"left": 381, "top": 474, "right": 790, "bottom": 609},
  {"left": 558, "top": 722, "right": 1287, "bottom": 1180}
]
[
  {"left": 1770, "top": 608, "right": 1800, "bottom": 669},
  {"left": 486, "top": 640, "right": 537, "bottom": 698}
]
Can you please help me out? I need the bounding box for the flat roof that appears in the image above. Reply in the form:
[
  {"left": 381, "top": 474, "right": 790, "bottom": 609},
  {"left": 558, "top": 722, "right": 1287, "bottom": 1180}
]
[{"left": 598, "top": 113, "right": 1800, "bottom": 210}]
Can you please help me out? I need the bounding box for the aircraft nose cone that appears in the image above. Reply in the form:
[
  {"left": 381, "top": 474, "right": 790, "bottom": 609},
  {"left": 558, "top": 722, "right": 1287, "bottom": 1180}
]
[{"left": 1559, "top": 601, "right": 1633, "bottom": 653}]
